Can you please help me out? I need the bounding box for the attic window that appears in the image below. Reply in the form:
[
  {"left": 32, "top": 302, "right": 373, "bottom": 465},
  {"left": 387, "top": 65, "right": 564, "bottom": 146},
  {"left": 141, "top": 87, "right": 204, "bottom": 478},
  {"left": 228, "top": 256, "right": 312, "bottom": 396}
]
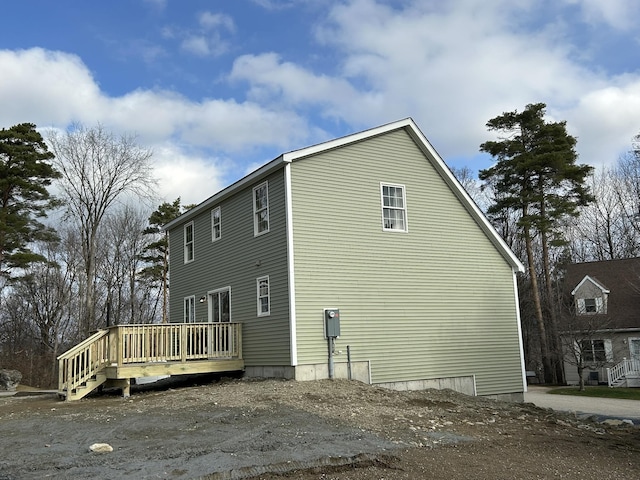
[
  {"left": 381, "top": 183, "right": 407, "bottom": 232},
  {"left": 576, "top": 297, "right": 604, "bottom": 315}
]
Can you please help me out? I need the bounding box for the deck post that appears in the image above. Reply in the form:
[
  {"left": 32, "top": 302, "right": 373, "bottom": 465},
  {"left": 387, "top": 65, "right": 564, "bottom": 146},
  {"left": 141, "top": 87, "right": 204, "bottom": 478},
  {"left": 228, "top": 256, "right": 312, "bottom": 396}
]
[{"left": 180, "top": 324, "right": 187, "bottom": 363}]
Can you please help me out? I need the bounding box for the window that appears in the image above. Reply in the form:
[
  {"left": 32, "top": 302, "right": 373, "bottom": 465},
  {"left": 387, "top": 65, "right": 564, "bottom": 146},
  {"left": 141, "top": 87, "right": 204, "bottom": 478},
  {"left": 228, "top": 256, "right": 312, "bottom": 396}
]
[
  {"left": 381, "top": 183, "right": 407, "bottom": 232},
  {"left": 253, "top": 182, "right": 269, "bottom": 235},
  {"left": 576, "top": 297, "right": 604, "bottom": 315},
  {"left": 184, "top": 222, "right": 194, "bottom": 263},
  {"left": 257, "top": 276, "right": 270, "bottom": 316},
  {"left": 209, "top": 287, "right": 231, "bottom": 322},
  {"left": 211, "top": 207, "right": 221, "bottom": 241},
  {"left": 580, "top": 339, "right": 607, "bottom": 363},
  {"left": 184, "top": 296, "right": 195, "bottom": 323}
]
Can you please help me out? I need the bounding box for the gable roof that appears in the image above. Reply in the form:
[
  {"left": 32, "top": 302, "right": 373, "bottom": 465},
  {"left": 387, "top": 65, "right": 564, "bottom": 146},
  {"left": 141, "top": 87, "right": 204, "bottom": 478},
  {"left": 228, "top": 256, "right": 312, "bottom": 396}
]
[
  {"left": 163, "top": 118, "right": 524, "bottom": 273},
  {"left": 570, "top": 275, "right": 610, "bottom": 296},
  {"left": 564, "top": 258, "right": 640, "bottom": 330}
]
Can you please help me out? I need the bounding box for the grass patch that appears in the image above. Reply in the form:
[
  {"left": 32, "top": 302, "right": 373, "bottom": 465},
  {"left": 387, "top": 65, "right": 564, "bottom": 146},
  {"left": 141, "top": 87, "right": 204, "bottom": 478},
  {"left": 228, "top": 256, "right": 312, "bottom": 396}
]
[{"left": 548, "top": 386, "right": 640, "bottom": 400}]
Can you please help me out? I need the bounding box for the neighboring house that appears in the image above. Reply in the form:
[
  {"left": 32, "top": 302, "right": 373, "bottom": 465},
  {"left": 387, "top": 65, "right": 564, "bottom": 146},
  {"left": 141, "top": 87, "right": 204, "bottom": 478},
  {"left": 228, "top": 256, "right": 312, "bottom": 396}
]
[
  {"left": 562, "top": 258, "right": 640, "bottom": 387},
  {"left": 164, "top": 118, "right": 527, "bottom": 401}
]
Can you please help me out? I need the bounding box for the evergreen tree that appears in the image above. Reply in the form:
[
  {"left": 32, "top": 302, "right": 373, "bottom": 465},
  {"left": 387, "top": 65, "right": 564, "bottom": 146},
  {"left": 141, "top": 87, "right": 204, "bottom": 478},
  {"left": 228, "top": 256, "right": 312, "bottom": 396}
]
[
  {"left": 139, "top": 198, "right": 183, "bottom": 323},
  {"left": 0, "top": 123, "right": 60, "bottom": 277},
  {"left": 479, "top": 103, "right": 593, "bottom": 384}
]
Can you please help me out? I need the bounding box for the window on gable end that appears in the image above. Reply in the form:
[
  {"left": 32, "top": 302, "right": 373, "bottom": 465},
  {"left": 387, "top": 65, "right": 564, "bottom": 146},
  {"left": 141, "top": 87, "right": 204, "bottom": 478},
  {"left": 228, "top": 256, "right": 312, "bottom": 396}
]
[
  {"left": 380, "top": 183, "right": 407, "bottom": 232},
  {"left": 253, "top": 182, "right": 269, "bottom": 236},
  {"left": 211, "top": 207, "right": 221, "bottom": 241}
]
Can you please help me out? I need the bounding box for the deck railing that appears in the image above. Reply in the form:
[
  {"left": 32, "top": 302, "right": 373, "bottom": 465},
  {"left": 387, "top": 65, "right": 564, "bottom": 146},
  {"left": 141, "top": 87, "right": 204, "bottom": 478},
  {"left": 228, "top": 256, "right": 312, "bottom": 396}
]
[
  {"left": 58, "top": 322, "right": 242, "bottom": 396},
  {"left": 607, "top": 357, "right": 640, "bottom": 387}
]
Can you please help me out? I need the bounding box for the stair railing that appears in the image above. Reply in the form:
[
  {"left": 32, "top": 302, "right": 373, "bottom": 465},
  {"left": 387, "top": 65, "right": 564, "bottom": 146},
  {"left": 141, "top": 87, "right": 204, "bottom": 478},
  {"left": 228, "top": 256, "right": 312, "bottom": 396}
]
[
  {"left": 58, "top": 329, "right": 110, "bottom": 395},
  {"left": 607, "top": 357, "right": 640, "bottom": 387}
]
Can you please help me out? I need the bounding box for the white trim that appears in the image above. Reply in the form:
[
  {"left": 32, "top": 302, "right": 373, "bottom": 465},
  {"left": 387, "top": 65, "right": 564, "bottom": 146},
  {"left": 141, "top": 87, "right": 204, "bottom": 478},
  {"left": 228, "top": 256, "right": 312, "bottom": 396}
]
[
  {"left": 207, "top": 286, "right": 232, "bottom": 322},
  {"left": 184, "top": 221, "right": 194, "bottom": 264},
  {"left": 285, "top": 164, "right": 298, "bottom": 366},
  {"left": 253, "top": 181, "right": 270, "bottom": 236},
  {"left": 211, "top": 206, "right": 221, "bottom": 242},
  {"left": 571, "top": 275, "right": 610, "bottom": 296},
  {"left": 256, "top": 275, "right": 270, "bottom": 317},
  {"left": 513, "top": 270, "right": 528, "bottom": 393},
  {"left": 164, "top": 118, "right": 524, "bottom": 273},
  {"left": 380, "top": 182, "right": 408, "bottom": 232},
  {"left": 183, "top": 295, "right": 195, "bottom": 323}
]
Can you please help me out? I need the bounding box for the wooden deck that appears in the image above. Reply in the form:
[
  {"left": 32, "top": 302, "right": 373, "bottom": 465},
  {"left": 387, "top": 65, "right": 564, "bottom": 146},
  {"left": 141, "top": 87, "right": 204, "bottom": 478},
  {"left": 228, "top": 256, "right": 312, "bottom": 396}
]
[{"left": 57, "top": 323, "right": 243, "bottom": 401}]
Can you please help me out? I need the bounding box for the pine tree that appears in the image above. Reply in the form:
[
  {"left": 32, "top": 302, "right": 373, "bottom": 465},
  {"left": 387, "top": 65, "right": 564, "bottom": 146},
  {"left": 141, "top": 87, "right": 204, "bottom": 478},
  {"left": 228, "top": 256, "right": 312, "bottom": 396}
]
[
  {"left": 0, "top": 123, "right": 60, "bottom": 277},
  {"left": 479, "top": 103, "right": 593, "bottom": 384}
]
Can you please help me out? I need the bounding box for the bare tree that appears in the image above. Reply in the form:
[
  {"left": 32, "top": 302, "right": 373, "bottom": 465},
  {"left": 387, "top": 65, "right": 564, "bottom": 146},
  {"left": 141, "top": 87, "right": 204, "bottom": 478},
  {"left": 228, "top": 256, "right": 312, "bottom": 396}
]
[{"left": 48, "top": 124, "right": 157, "bottom": 336}]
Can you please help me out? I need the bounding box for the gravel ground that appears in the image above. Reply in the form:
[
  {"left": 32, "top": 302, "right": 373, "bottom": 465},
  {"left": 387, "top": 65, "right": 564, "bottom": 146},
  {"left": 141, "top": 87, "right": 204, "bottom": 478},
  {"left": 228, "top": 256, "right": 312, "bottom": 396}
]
[{"left": 0, "top": 375, "right": 638, "bottom": 479}]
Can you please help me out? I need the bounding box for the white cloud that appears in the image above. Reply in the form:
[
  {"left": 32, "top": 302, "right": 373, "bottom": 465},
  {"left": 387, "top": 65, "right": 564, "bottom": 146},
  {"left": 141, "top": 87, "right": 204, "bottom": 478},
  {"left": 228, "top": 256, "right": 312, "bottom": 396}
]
[
  {"left": 564, "top": 0, "right": 640, "bottom": 31},
  {"left": 199, "top": 12, "right": 235, "bottom": 32},
  {"left": 152, "top": 143, "right": 228, "bottom": 206}
]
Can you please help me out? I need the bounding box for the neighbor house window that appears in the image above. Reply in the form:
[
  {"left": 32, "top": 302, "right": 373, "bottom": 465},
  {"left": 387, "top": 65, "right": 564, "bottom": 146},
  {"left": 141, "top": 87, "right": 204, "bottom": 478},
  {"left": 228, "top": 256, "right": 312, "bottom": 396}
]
[
  {"left": 576, "top": 297, "right": 604, "bottom": 315},
  {"left": 381, "top": 183, "right": 407, "bottom": 232},
  {"left": 253, "top": 182, "right": 269, "bottom": 236},
  {"left": 209, "top": 287, "right": 231, "bottom": 322},
  {"left": 257, "top": 276, "right": 270, "bottom": 316},
  {"left": 580, "top": 339, "right": 607, "bottom": 363},
  {"left": 184, "top": 222, "right": 194, "bottom": 263},
  {"left": 184, "top": 296, "right": 195, "bottom": 323},
  {"left": 211, "top": 207, "right": 221, "bottom": 241}
]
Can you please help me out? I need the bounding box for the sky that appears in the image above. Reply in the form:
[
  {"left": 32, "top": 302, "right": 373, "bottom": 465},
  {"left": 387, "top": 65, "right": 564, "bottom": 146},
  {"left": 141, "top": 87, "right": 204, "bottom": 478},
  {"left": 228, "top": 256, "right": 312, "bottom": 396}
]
[{"left": 2, "top": 0, "right": 640, "bottom": 206}]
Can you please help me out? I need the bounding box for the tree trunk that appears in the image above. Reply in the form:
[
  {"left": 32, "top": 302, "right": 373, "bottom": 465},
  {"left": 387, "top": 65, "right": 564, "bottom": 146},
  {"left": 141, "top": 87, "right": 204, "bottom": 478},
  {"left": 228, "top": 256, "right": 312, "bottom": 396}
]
[
  {"left": 524, "top": 224, "right": 554, "bottom": 384},
  {"left": 540, "top": 229, "right": 564, "bottom": 384}
]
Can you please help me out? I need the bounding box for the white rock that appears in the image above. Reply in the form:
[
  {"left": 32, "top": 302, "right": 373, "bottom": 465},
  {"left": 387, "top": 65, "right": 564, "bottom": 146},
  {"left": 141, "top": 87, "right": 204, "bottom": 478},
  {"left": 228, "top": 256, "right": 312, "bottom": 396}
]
[{"left": 89, "top": 443, "right": 113, "bottom": 453}]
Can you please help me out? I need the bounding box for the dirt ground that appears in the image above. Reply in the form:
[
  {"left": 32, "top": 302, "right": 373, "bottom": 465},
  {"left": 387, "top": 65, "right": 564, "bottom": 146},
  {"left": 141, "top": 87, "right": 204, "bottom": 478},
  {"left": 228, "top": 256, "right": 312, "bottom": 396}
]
[{"left": 0, "top": 375, "right": 639, "bottom": 480}]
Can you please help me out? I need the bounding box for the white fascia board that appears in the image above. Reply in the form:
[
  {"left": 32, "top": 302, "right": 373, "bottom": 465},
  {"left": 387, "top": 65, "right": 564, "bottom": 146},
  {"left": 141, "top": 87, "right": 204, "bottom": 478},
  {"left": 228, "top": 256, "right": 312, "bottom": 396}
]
[
  {"left": 163, "top": 155, "right": 285, "bottom": 231},
  {"left": 571, "top": 275, "right": 611, "bottom": 296},
  {"left": 403, "top": 120, "right": 525, "bottom": 273}
]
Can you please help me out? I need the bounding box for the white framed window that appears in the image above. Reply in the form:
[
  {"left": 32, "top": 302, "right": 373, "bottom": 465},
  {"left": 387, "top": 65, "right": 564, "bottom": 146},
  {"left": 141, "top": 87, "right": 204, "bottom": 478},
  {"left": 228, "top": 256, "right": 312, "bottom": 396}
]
[
  {"left": 253, "top": 182, "right": 270, "bottom": 236},
  {"left": 576, "top": 297, "right": 604, "bottom": 315},
  {"left": 208, "top": 287, "right": 231, "bottom": 322},
  {"left": 184, "top": 296, "right": 195, "bottom": 323},
  {"left": 184, "top": 221, "right": 194, "bottom": 263},
  {"left": 257, "top": 276, "right": 270, "bottom": 316},
  {"left": 580, "top": 339, "right": 612, "bottom": 363},
  {"left": 211, "top": 207, "right": 221, "bottom": 242},
  {"left": 380, "top": 183, "right": 407, "bottom": 232}
]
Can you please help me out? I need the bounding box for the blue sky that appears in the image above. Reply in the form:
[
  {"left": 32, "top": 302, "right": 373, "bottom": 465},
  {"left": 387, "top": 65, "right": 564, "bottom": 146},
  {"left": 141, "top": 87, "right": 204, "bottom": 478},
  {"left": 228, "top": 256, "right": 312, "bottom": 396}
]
[{"left": 2, "top": 0, "right": 640, "bottom": 205}]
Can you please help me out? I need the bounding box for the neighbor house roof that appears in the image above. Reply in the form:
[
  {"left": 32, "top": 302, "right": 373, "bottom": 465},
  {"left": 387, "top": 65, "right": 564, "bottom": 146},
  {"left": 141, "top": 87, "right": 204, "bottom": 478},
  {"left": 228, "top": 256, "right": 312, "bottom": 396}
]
[
  {"left": 163, "top": 118, "right": 524, "bottom": 273},
  {"left": 564, "top": 258, "right": 640, "bottom": 330}
]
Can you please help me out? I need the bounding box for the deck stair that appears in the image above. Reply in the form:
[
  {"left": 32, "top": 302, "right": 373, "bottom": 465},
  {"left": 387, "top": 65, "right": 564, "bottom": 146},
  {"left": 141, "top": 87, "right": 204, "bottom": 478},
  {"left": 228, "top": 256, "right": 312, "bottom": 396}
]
[
  {"left": 58, "top": 323, "right": 243, "bottom": 401},
  {"left": 607, "top": 358, "right": 640, "bottom": 387}
]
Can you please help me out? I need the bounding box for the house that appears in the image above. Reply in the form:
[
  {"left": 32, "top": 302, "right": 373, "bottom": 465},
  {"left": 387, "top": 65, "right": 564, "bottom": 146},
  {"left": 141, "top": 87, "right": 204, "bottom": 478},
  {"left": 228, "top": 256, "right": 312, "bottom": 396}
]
[
  {"left": 562, "top": 258, "right": 640, "bottom": 387},
  {"left": 163, "top": 118, "right": 527, "bottom": 401}
]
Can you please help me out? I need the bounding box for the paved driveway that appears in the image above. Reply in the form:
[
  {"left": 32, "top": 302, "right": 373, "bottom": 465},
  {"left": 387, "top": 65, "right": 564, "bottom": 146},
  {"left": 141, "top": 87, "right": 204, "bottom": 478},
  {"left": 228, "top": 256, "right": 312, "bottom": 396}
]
[{"left": 524, "top": 386, "right": 640, "bottom": 424}]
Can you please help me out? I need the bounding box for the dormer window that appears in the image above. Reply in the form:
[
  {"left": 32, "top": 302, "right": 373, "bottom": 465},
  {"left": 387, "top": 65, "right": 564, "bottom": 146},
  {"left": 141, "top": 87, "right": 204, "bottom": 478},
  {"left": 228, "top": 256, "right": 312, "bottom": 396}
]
[
  {"left": 571, "top": 275, "right": 609, "bottom": 316},
  {"left": 576, "top": 297, "right": 604, "bottom": 315}
]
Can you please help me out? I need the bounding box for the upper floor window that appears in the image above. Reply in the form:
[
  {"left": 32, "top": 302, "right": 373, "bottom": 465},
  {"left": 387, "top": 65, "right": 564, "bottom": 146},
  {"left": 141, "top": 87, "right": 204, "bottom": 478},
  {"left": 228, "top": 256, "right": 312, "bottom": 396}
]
[
  {"left": 257, "top": 276, "right": 270, "bottom": 316},
  {"left": 211, "top": 207, "right": 221, "bottom": 242},
  {"left": 576, "top": 297, "right": 604, "bottom": 315},
  {"left": 184, "top": 296, "right": 195, "bottom": 323},
  {"left": 184, "top": 222, "right": 194, "bottom": 263},
  {"left": 381, "top": 183, "right": 407, "bottom": 232},
  {"left": 253, "top": 182, "right": 270, "bottom": 236}
]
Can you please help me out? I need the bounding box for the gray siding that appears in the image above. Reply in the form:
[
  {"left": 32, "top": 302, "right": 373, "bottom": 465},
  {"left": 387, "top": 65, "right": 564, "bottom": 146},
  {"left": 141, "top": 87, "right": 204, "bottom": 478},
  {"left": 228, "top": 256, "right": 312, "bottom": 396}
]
[
  {"left": 289, "top": 129, "right": 523, "bottom": 395},
  {"left": 168, "top": 170, "right": 291, "bottom": 366}
]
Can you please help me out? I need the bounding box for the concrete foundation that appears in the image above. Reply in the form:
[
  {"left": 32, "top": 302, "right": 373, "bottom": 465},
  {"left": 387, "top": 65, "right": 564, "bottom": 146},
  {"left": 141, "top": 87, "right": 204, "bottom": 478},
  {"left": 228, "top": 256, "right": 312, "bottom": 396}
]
[{"left": 377, "top": 375, "right": 476, "bottom": 396}]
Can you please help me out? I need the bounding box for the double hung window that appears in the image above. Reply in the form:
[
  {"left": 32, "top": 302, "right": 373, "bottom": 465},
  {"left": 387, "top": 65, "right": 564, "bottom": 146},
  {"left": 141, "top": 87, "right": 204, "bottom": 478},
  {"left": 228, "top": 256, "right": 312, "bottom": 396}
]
[
  {"left": 253, "top": 182, "right": 269, "bottom": 236},
  {"left": 211, "top": 207, "right": 221, "bottom": 241},
  {"left": 257, "top": 276, "right": 270, "bottom": 316},
  {"left": 381, "top": 183, "right": 407, "bottom": 232},
  {"left": 184, "top": 222, "right": 194, "bottom": 263}
]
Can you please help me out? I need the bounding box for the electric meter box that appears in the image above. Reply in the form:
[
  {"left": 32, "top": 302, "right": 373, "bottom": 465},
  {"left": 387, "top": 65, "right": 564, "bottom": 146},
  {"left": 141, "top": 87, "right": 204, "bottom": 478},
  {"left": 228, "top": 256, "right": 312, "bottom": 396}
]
[{"left": 324, "top": 308, "right": 341, "bottom": 338}]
